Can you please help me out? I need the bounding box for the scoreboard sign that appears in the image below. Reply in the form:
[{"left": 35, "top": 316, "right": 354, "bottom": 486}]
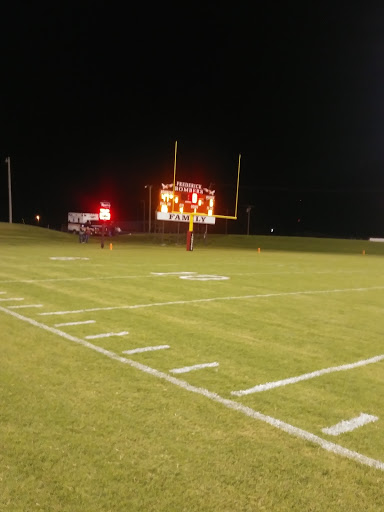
[
  {"left": 156, "top": 181, "right": 216, "bottom": 225},
  {"left": 156, "top": 212, "right": 216, "bottom": 224},
  {"left": 99, "top": 201, "right": 111, "bottom": 221}
]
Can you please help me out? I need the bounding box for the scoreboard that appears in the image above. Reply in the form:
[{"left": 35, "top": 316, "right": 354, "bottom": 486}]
[
  {"left": 156, "top": 181, "right": 216, "bottom": 225},
  {"left": 99, "top": 201, "right": 111, "bottom": 221}
]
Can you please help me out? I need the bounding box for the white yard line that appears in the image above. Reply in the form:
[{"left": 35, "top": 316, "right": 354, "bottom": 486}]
[
  {"left": 8, "top": 304, "right": 43, "bottom": 309},
  {"left": 0, "top": 291, "right": 6, "bottom": 294},
  {"left": 170, "top": 362, "right": 219, "bottom": 374},
  {"left": 49, "top": 257, "right": 89, "bottom": 260},
  {"left": 322, "top": 413, "right": 379, "bottom": 436},
  {"left": 231, "top": 354, "right": 384, "bottom": 396},
  {"left": 54, "top": 320, "right": 96, "bottom": 327},
  {"left": 151, "top": 272, "right": 196, "bottom": 275},
  {"left": 0, "top": 275, "right": 152, "bottom": 284},
  {"left": 229, "top": 270, "right": 363, "bottom": 276},
  {"left": 0, "top": 303, "right": 383, "bottom": 472},
  {"left": 0, "top": 297, "right": 24, "bottom": 302},
  {"left": 0, "top": 269, "right": 365, "bottom": 285},
  {"left": 85, "top": 331, "right": 129, "bottom": 340},
  {"left": 123, "top": 345, "right": 170, "bottom": 355},
  {"left": 38, "top": 285, "right": 384, "bottom": 316}
]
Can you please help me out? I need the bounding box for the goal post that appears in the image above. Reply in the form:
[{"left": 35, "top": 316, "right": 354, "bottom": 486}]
[
  {"left": 169, "top": 141, "right": 241, "bottom": 250},
  {"left": 155, "top": 141, "right": 241, "bottom": 251}
]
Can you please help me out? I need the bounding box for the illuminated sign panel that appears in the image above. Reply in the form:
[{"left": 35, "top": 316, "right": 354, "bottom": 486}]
[
  {"left": 99, "top": 207, "right": 111, "bottom": 221},
  {"left": 174, "top": 182, "right": 203, "bottom": 193},
  {"left": 99, "top": 200, "right": 111, "bottom": 221},
  {"left": 157, "top": 212, "right": 216, "bottom": 224},
  {"left": 157, "top": 181, "right": 215, "bottom": 223}
]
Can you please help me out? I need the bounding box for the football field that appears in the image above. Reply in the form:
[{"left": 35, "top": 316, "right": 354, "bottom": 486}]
[{"left": 2, "top": 224, "right": 384, "bottom": 511}]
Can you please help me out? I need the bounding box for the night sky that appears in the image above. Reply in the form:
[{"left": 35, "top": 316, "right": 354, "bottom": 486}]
[{"left": 1, "top": 3, "right": 384, "bottom": 237}]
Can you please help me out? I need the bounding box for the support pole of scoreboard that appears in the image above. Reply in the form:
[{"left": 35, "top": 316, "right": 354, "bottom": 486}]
[
  {"left": 186, "top": 212, "right": 194, "bottom": 251},
  {"left": 101, "top": 223, "right": 105, "bottom": 249}
]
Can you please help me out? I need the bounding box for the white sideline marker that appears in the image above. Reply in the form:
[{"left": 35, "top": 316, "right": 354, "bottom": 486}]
[
  {"left": 322, "top": 413, "right": 379, "bottom": 436},
  {"left": 1, "top": 303, "right": 384, "bottom": 472},
  {"left": 54, "top": 320, "right": 96, "bottom": 327},
  {"left": 85, "top": 331, "right": 129, "bottom": 340},
  {"left": 123, "top": 345, "right": 170, "bottom": 355},
  {"left": 0, "top": 297, "right": 24, "bottom": 302},
  {"left": 8, "top": 304, "right": 43, "bottom": 309},
  {"left": 170, "top": 362, "right": 219, "bottom": 374},
  {"left": 231, "top": 353, "right": 384, "bottom": 396}
]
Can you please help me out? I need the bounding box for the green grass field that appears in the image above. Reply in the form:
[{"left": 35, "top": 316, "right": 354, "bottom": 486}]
[{"left": 2, "top": 223, "right": 384, "bottom": 511}]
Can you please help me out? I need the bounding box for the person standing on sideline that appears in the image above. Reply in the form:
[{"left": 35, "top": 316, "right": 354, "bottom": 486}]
[
  {"left": 85, "top": 225, "right": 91, "bottom": 243},
  {"left": 79, "top": 225, "right": 85, "bottom": 243}
]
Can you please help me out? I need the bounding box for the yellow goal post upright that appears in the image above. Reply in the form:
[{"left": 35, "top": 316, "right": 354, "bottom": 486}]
[{"left": 170, "top": 140, "right": 241, "bottom": 251}]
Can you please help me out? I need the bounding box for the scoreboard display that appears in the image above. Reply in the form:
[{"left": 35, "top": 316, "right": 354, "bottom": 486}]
[
  {"left": 156, "top": 181, "right": 216, "bottom": 224},
  {"left": 99, "top": 201, "right": 111, "bottom": 221}
]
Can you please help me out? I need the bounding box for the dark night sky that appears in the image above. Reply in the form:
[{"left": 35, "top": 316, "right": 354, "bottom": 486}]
[{"left": 1, "top": 2, "right": 384, "bottom": 236}]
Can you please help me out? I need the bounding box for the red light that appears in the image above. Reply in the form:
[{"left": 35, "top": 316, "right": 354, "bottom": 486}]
[{"left": 99, "top": 207, "right": 111, "bottom": 221}]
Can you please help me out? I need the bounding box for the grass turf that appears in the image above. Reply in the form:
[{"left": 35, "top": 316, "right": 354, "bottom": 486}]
[{"left": 1, "top": 223, "right": 384, "bottom": 511}]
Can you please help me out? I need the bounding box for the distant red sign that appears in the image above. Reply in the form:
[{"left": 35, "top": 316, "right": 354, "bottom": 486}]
[{"left": 99, "top": 207, "right": 111, "bottom": 221}]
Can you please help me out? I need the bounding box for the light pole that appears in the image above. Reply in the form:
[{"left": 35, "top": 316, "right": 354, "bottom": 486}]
[
  {"left": 140, "top": 199, "right": 145, "bottom": 232},
  {"left": 145, "top": 185, "right": 152, "bottom": 233},
  {"left": 5, "top": 157, "right": 12, "bottom": 223},
  {"left": 246, "top": 206, "right": 254, "bottom": 236}
]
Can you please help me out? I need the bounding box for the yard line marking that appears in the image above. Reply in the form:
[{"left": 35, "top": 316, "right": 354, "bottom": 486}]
[
  {"left": 122, "top": 345, "right": 170, "bottom": 355},
  {"left": 179, "top": 274, "right": 229, "bottom": 281},
  {"left": 38, "top": 285, "right": 384, "bottom": 316},
  {"left": 85, "top": 331, "right": 129, "bottom": 339},
  {"left": 0, "top": 275, "right": 153, "bottom": 284},
  {"left": 0, "top": 291, "right": 6, "bottom": 294},
  {"left": 230, "top": 270, "right": 363, "bottom": 276},
  {"left": 0, "top": 269, "right": 365, "bottom": 285},
  {"left": 8, "top": 304, "right": 43, "bottom": 309},
  {"left": 231, "top": 354, "right": 384, "bottom": 396},
  {"left": 0, "top": 297, "right": 24, "bottom": 302},
  {"left": 170, "top": 362, "right": 219, "bottom": 374},
  {"left": 54, "top": 320, "right": 96, "bottom": 327},
  {"left": 151, "top": 272, "right": 196, "bottom": 275},
  {"left": 322, "top": 413, "right": 379, "bottom": 436},
  {"left": 1, "top": 303, "right": 384, "bottom": 472},
  {"left": 49, "top": 257, "right": 90, "bottom": 260}
]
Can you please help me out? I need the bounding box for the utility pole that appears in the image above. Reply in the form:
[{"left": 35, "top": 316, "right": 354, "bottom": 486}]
[
  {"left": 145, "top": 185, "right": 152, "bottom": 233},
  {"left": 140, "top": 199, "right": 145, "bottom": 232},
  {"left": 5, "top": 157, "right": 12, "bottom": 223},
  {"left": 246, "top": 206, "right": 254, "bottom": 235}
]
